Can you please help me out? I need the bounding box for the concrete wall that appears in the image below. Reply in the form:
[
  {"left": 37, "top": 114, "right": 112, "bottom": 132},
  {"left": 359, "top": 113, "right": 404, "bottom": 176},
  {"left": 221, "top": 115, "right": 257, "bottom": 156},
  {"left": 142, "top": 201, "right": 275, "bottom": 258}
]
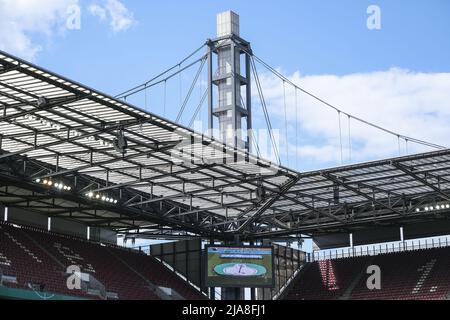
[
  {"left": 313, "top": 233, "right": 350, "bottom": 250},
  {"left": 353, "top": 226, "right": 400, "bottom": 246},
  {"left": 7, "top": 207, "right": 48, "bottom": 229},
  {"left": 2, "top": 206, "right": 117, "bottom": 243},
  {"left": 51, "top": 217, "right": 87, "bottom": 238},
  {"left": 150, "top": 239, "right": 202, "bottom": 289},
  {"left": 404, "top": 220, "right": 450, "bottom": 240},
  {"left": 90, "top": 227, "right": 117, "bottom": 244}
]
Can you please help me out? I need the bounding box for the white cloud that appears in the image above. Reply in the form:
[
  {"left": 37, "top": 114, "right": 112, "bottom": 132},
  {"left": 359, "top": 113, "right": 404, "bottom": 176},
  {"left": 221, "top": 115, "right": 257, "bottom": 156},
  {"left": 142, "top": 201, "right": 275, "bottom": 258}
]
[
  {"left": 89, "top": 0, "right": 136, "bottom": 32},
  {"left": 0, "top": 0, "right": 79, "bottom": 61},
  {"left": 253, "top": 68, "right": 450, "bottom": 170},
  {"left": 0, "top": 0, "right": 136, "bottom": 60},
  {"left": 88, "top": 4, "right": 107, "bottom": 21}
]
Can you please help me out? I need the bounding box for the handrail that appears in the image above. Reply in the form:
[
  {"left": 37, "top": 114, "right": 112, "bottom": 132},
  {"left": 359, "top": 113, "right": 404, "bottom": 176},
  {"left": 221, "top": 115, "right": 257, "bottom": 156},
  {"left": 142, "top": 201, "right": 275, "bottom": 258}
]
[
  {"left": 272, "top": 264, "right": 305, "bottom": 300},
  {"left": 0, "top": 221, "right": 136, "bottom": 253},
  {"left": 313, "top": 236, "right": 450, "bottom": 261},
  {"left": 152, "top": 256, "right": 208, "bottom": 297}
]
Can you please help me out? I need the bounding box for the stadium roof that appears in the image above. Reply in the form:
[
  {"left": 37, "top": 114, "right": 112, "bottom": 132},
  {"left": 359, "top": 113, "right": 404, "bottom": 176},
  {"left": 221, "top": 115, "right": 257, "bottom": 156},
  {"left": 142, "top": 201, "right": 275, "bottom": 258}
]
[
  {"left": 260, "top": 149, "right": 450, "bottom": 238},
  {"left": 0, "top": 50, "right": 297, "bottom": 240},
  {"left": 1, "top": 50, "right": 450, "bottom": 241}
]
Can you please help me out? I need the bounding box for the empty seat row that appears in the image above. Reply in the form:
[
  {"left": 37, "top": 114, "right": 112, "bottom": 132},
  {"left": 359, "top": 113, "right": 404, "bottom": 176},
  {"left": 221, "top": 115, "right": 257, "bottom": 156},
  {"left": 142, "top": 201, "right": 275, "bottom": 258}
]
[
  {"left": 284, "top": 247, "right": 450, "bottom": 300},
  {"left": 0, "top": 222, "right": 205, "bottom": 300}
]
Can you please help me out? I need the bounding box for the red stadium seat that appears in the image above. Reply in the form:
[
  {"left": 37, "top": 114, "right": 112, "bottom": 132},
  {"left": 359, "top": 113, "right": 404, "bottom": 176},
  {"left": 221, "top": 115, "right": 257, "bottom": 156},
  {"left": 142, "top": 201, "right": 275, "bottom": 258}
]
[
  {"left": 0, "top": 222, "right": 205, "bottom": 300},
  {"left": 284, "top": 247, "right": 450, "bottom": 300}
]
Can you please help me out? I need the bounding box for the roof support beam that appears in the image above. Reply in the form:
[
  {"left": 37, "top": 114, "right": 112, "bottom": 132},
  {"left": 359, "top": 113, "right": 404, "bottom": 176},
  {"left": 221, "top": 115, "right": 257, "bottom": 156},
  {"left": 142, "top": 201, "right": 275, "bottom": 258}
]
[
  {"left": 391, "top": 161, "right": 450, "bottom": 201},
  {"left": 234, "top": 176, "right": 300, "bottom": 233},
  {"left": 322, "top": 172, "right": 405, "bottom": 216}
]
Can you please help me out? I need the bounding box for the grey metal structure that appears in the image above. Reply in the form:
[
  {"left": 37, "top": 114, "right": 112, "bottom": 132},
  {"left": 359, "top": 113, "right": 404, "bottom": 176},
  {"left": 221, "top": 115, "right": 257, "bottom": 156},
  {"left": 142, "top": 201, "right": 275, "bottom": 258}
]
[
  {"left": 0, "top": 49, "right": 295, "bottom": 242},
  {"left": 259, "top": 150, "right": 450, "bottom": 239},
  {"left": 207, "top": 11, "right": 252, "bottom": 151},
  {"left": 1, "top": 50, "right": 450, "bottom": 242}
]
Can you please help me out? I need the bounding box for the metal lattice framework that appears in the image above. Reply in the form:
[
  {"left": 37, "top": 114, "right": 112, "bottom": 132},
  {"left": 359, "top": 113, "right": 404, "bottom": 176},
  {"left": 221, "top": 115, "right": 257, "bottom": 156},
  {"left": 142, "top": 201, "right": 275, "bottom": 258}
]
[
  {"left": 1, "top": 50, "right": 450, "bottom": 241},
  {"left": 254, "top": 150, "right": 450, "bottom": 239},
  {"left": 0, "top": 50, "right": 297, "bottom": 241}
]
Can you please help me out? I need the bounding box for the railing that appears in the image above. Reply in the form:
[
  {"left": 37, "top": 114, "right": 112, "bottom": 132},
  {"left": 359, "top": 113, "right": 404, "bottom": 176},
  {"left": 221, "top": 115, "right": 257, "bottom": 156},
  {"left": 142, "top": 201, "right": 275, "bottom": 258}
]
[
  {"left": 152, "top": 256, "right": 208, "bottom": 298},
  {"left": 0, "top": 221, "right": 139, "bottom": 254},
  {"left": 134, "top": 244, "right": 211, "bottom": 296},
  {"left": 136, "top": 245, "right": 151, "bottom": 255},
  {"left": 313, "top": 236, "right": 450, "bottom": 261},
  {"left": 272, "top": 265, "right": 304, "bottom": 300}
]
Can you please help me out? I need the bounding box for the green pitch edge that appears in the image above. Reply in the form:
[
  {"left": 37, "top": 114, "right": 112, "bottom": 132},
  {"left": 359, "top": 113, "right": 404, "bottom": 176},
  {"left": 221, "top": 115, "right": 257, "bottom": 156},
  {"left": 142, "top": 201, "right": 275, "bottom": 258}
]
[{"left": 0, "top": 285, "right": 90, "bottom": 300}]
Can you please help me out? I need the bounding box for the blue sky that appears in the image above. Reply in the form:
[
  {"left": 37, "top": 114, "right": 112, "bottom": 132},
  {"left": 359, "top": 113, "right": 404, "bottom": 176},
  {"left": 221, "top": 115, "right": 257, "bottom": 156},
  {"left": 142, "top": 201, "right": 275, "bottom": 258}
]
[
  {"left": 32, "top": 1, "right": 450, "bottom": 88},
  {"left": 1, "top": 0, "right": 450, "bottom": 172}
]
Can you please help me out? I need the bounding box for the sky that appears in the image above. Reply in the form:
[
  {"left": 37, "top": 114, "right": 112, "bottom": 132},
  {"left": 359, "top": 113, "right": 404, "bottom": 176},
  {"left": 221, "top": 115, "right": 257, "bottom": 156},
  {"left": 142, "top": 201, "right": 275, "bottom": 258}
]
[{"left": 1, "top": 0, "right": 450, "bottom": 172}]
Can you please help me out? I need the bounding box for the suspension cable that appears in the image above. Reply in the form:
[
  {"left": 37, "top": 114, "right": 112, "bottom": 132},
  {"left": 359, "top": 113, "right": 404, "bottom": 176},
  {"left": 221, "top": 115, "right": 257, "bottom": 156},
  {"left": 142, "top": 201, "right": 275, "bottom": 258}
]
[
  {"left": 348, "top": 115, "right": 352, "bottom": 162},
  {"left": 144, "top": 85, "right": 148, "bottom": 110},
  {"left": 163, "top": 80, "right": 167, "bottom": 117},
  {"left": 240, "top": 96, "right": 262, "bottom": 158},
  {"left": 250, "top": 128, "right": 262, "bottom": 158},
  {"left": 250, "top": 56, "right": 281, "bottom": 165},
  {"left": 198, "top": 65, "right": 203, "bottom": 123},
  {"left": 338, "top": 111, "right": 343, "bottom": 164},
  {"left": 179, "top": 64, "right": 182, "bottom": 109},
  {"left": 283, "top": 81, "right": 289, "bottom": 167},
  {"left": 244, "top": 50, "right": 446, "bottom": 150},
  {"left": 116, "top": 56, "right": 206, "bottom": 100},
  {"left": 176, "top": 57, "right": 207, "bottom": 123},
  {"left": 115, "top": 43, "right": 206, "bottom": 99},
  {"left": 188, "top": 89, "right": 208, "bottom": 128},
  {"left": 295, "top": 88, "right": 299, "bottom": 170}
]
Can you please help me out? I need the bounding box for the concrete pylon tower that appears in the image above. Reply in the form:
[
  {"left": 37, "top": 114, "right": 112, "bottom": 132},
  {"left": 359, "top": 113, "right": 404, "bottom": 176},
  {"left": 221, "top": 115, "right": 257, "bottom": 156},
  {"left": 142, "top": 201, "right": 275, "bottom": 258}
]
[{"left": 207, "top": 11, "right": 252, "bottom": 151}]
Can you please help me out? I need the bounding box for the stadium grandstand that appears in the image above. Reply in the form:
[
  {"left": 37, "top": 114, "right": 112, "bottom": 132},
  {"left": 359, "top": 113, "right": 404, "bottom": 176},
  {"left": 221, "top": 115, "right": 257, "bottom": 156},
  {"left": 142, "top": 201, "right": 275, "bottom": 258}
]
[
  {"left": 282, "top": 241, "right": 450, "bottom": 300},
  {"left": 0, "top": 221, "right": 205, "bottom": 300},
  {"left": 1, "top": 10, "right": 450, "bottom": 302}
]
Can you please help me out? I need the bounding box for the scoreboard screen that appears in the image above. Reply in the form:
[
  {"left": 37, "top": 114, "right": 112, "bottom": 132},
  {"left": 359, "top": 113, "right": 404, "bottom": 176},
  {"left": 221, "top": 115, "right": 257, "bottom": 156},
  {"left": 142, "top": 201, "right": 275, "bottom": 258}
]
[{"left": 205, "top": 245, "right": 274, "bottom": 288}]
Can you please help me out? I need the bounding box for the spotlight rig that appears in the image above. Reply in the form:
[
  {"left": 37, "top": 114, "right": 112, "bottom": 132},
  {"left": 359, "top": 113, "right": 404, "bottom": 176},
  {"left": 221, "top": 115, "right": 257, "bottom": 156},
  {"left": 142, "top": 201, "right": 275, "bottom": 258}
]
[
  {"left": 35, "top": 178, "right": 72, "bottom": 191},
  {"left": 85, "top": 191, "right": 118, "bottom": 205}
]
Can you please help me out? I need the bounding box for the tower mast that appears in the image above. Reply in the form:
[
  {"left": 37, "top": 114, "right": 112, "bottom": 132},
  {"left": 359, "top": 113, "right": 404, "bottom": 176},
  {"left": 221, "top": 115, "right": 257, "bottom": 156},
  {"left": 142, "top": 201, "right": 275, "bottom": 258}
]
[{"left": 207, "top": 11, "right": 252, "bottom": 152}]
